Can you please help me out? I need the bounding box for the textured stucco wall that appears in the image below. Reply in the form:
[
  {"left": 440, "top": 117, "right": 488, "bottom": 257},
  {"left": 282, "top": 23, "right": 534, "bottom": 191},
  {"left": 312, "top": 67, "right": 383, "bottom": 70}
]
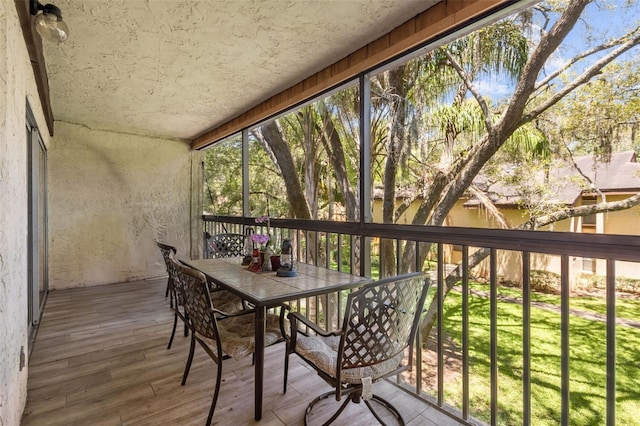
[
  {"left": 43, "top": 1, "right": 435, "bottom": 141},
  {"left": 0, "top": 2, "right": 51, "bottom": 424},
  {"left": 48, "top": 122, "right": 196, "bottom": 289}
]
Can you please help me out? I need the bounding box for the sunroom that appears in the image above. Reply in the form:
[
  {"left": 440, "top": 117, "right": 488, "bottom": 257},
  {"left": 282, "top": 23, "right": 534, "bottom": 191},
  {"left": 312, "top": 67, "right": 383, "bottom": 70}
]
[{"left": 3, "top": 0, "right": 640, "bottom": 425}]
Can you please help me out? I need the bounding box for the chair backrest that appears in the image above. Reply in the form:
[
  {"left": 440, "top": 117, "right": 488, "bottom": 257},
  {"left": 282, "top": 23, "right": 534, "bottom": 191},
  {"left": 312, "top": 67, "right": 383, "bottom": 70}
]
[
  {"left": 169, "top": 256, "right": 221, "bottom": 342},
  {"left": 337, "top": 272, "right": 430, "bottom": 374},
  {"left": 156, "top": 241, "right": 177, "bottom": 271},
  {"left": 207, "top": 233, "right": 245, "bottom": 258}
]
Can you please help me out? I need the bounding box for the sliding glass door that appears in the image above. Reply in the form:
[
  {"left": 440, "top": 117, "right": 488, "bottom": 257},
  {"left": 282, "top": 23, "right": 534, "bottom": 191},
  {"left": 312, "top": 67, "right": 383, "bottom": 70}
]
[{"left": 27, "top": 105, "right": 48, "bottom": 346}]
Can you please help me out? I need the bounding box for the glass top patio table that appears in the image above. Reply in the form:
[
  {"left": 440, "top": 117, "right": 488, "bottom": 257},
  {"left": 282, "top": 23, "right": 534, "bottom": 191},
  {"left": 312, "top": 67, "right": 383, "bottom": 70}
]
[{"left": 180, "top": 257, "right": 372, "bottom": 421}]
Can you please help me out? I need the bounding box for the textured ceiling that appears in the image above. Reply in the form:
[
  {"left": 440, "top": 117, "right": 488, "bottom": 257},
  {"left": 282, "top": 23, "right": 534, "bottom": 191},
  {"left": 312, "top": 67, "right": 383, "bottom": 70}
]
[{"left": 42, "top": 0, "right": 440, "bottom": 141}]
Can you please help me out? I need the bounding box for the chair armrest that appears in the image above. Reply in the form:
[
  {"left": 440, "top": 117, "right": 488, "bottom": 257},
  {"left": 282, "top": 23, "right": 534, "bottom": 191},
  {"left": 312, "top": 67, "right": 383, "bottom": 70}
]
[
  {"left": 288, "top": 311, "right": 341, "bottom": 336},
  {"left": 288, "top": 312, "right": 342, "bottom": 336},
  {"left": 287, "top": 311, "right": 342, "bottom": 351}
]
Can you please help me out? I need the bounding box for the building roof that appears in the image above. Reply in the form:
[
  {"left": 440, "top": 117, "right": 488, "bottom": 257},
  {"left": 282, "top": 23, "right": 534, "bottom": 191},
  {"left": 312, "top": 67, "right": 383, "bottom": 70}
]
[{"left": 464, "top": 151, "right": 640, "bottom": 208}]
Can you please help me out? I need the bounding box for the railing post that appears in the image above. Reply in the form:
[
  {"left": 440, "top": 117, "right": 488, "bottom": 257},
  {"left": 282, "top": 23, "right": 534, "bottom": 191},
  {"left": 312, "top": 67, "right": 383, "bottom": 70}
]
[
  {"left": 606, "top": 259, "right": 616, "bottom": 426},
  {"left": 202, "top": 231, "right": 209, "bottom": 259},
  {"left": 337, "top": 234, "right": 343, "bottom": 272},
  {"left": 490, "top": 248, "right": 497, "bottom": 426},
  {"left": 522, "top": 251, "right": 531, "bottom": 426},
  {"left": 437, "top": 242, "right": 444, "bottom": 406},
  {"left": 462, "top": 245, "right": 469, "bottom": 420},
  {"left": 561, "top": 255, "right": 570, "bottom": 426},
  {"left": 324, "top": 232, "right": 331, "bottom": 269},
  {"left": 361, "top": 236, "right": 372, "bottom": 278}
]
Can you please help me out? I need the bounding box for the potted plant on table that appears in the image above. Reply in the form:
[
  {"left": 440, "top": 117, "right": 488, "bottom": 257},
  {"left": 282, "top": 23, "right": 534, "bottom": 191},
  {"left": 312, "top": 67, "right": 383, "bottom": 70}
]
[
  {"left": 248, "top": 232, "right": 270, "bottom": 272},
  {"left": 248, "top": 215, "right": 278, "bottom": 272}
]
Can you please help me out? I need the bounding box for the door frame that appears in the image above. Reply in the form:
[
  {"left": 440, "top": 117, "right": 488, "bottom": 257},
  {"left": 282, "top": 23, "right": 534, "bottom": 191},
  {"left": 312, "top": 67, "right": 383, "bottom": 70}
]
[{"left": 26, "top": 102, "right": 48, "bottom": 348}]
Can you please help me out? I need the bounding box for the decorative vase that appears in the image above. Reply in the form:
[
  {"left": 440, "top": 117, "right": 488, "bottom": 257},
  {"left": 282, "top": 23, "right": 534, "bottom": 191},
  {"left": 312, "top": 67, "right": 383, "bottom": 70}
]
[
  {"left": 262, "top": 246, "right": 272, "bottom": 271},
  {"left": 249, "top": 249, "right": 262, "bottom": 272},
  {"left": 270, "top": 255, "right": 281, "bottom": 271}
]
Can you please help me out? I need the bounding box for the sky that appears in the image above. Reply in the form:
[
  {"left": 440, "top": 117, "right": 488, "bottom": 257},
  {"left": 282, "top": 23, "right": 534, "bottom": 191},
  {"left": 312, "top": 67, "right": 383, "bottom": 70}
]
[{"left": 480, "top": 0, "right": 640, "bottom": 100}]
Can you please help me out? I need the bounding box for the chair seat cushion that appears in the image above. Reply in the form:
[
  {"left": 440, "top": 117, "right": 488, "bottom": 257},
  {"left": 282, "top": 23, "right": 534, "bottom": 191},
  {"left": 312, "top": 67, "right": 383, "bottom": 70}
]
[
  {"left": 198, "top": 313, "right": 282, "bottom": 360},
  {"left": 210, "top": 290, "right": 245, "bottom": 313},
  {"left": 295, "top": 333, "right": 404, "bottom": 385}
]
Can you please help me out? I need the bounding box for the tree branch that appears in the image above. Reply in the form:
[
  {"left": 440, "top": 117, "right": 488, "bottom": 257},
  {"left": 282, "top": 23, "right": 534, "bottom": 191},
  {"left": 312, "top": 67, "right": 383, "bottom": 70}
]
[
  {"left": 523, "top": 31, "right": 640, "bottom": 123},
  {"left": 467, "top": 185, "right": 511, "bottom": 229},
  {"left": 504, "top": 0, "right": 590, "bottom": 131},
  {"left": 444, "top": 50, "right": 494, "bottom": 134},
  {"left": 427, "top": 0, "right": 591, "bottom": 228},
  {"left": 523, "top": 193, "right": 640, "bottom": 230},
  {"left": 561, "top": 142, "right": 606, "bottom": 202},
  {"left": 534, "top": 29, "right": 638, "bottom": 91}
]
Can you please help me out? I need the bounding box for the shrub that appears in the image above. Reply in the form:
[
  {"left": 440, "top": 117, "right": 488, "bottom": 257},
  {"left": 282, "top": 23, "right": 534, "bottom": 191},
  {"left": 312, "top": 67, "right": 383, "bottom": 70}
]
[
  {"left": 578, "top": 274, "right": 640, "bottom": 295},
  {"left": 529, "top": 270, "right": 561, "bottom": 294}
]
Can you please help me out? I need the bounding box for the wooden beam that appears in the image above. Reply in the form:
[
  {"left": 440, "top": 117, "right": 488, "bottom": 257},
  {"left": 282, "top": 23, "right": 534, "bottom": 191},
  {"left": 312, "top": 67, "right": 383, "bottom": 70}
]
[
  {"left": 192, "top": 0, "right": 512, "bottom": 150},
  {"left": 14, "top": 0, "right": 54, "bottom": 136}
]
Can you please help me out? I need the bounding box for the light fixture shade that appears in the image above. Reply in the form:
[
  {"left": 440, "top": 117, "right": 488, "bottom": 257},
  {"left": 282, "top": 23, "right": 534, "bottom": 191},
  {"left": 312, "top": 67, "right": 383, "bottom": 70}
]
[{"left": 34, "top": 8, "right": 69, "bottom": 43}]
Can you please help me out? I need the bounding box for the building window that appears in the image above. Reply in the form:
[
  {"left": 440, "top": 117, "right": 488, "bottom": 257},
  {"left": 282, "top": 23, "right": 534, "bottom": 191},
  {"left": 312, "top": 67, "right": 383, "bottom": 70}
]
[
  {"left": 582, "top": 257, "right": 595, "bottom": 274},
  {"left": 582, "top": 196, "right": 597, "bottom": 227}
]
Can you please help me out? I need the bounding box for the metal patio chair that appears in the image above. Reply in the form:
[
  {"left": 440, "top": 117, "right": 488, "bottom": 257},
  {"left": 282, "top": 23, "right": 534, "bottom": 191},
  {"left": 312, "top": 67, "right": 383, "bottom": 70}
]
[
  {"left": 205, "top": 232, "right": 251, "bottom": 309},
  {"left": 156, "top": 241, "right": 177, "bottom": 300},
  {"left": 283, "top": 272, "right": 430, "bottom": 425},
  {"left": 157, "top": 241, "right": 245, "bottom": 350},
  {"left": 206, "top": 232, "right": 245, "bottom": 258},
  {"left": 156, "top": 241, "right": 190, "bottom": 349},
  {"left": 170, "top": 257, "right": 283, "bottom": 426}
]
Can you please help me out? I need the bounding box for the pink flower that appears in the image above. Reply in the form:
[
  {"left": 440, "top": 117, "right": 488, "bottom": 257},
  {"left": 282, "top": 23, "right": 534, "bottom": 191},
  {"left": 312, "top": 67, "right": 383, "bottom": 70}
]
[
  {"left": 250, "top": 233, "right": 270, "bottom": 245},
  {"left": 255, "top": 215, "right": 270, "bottom": 224}
]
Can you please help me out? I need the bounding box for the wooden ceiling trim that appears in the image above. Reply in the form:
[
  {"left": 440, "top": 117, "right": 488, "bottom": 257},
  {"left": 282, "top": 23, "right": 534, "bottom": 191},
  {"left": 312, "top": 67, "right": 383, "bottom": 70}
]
[
  {"left": 14, "top": 0, "right": 55, "bottom": 136},
  {"left": 192, "top": 0, "right": 511, "bottom": 150}
]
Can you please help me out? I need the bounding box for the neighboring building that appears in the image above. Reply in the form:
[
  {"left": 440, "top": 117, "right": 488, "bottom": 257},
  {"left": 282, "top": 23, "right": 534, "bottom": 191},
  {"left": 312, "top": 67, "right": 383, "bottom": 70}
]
[{"left": 373, "top": 151, "right": 640, "bottom": 286}]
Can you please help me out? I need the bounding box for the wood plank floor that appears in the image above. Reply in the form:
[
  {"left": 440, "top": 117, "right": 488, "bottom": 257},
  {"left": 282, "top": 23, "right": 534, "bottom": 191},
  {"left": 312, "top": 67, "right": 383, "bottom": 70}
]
[{"left": 22, "top": 278, "right": 464, "bottom": 426}]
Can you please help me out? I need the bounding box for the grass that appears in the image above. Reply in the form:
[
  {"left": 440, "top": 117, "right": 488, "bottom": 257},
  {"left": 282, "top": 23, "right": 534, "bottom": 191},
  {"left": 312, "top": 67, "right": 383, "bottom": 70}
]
[
  {"left": 435, "top": 285, "right": 640, "bottom": 425},
  {"left": 468, "top": 282, "right": 640, "bottom": 323}
]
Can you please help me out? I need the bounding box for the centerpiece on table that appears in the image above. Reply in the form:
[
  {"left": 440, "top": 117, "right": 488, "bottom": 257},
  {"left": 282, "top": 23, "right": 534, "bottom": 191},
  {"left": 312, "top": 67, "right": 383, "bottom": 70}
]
[
  {"left": 248, "top": 215, "right": 275, "bottom": 272},
  {"left": 276, "top": 238, "right": 296, "bottom": 277}
]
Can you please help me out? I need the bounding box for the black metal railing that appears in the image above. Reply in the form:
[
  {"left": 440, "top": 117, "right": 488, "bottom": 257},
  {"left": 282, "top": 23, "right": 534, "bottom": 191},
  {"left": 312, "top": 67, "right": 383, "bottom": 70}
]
[{"left": 203, "top": 214, "right": 640, "bottom": 426}]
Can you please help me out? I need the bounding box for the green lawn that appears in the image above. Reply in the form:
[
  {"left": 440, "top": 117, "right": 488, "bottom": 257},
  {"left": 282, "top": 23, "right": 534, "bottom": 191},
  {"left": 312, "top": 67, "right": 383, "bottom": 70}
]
[
  {"left": 437, "top": 286, "right": 640, "bottom": 425},
  {"left": 470, "top": 282, "right": 640, "bottom": 323}
]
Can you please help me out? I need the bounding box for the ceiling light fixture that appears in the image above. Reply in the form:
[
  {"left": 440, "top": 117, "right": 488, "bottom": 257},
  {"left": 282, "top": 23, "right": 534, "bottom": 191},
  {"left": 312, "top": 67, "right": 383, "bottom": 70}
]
[{"left": 30, "top": 0, "right": 69, "bottom": 43}]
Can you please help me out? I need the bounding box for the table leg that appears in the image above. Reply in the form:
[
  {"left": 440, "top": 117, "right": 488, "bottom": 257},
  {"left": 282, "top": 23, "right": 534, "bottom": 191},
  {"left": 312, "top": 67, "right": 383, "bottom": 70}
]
[{"left": 254, "top": 305, "right": 266, "bottom": 421}]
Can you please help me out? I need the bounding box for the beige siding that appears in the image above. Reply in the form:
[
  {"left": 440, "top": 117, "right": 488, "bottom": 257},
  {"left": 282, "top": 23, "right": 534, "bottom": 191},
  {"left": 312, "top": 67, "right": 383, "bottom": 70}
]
[
  {"left": 601, "top": 194, "right": 640, "bottom": 235},
  {"left": 373, "top": 196, "right": 640, "bottom": 283}
]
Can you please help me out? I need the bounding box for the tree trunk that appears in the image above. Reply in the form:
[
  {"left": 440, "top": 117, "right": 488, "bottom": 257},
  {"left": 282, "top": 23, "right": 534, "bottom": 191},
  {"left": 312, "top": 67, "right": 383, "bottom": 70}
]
[
  {"left": 260, "top": 121, "right": 311, "bottom": 220},
  {"left": 317, "top": 100, "right": 358, "bottom": 220},
  {"left": 381, "top": 65, "right": 411, "bottom": 276}
]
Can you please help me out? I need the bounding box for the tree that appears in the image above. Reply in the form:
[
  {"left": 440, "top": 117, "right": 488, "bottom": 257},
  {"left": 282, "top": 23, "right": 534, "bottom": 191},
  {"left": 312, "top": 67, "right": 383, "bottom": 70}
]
[
  {"left": 411, "top": 0, "right": 640, "bottom": 339},
  {"left": 204, "top": 1, "right": 640, "bottom": 340},
  {"left": 203, "top": 137, "right": 243, "bottom": 215}
]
